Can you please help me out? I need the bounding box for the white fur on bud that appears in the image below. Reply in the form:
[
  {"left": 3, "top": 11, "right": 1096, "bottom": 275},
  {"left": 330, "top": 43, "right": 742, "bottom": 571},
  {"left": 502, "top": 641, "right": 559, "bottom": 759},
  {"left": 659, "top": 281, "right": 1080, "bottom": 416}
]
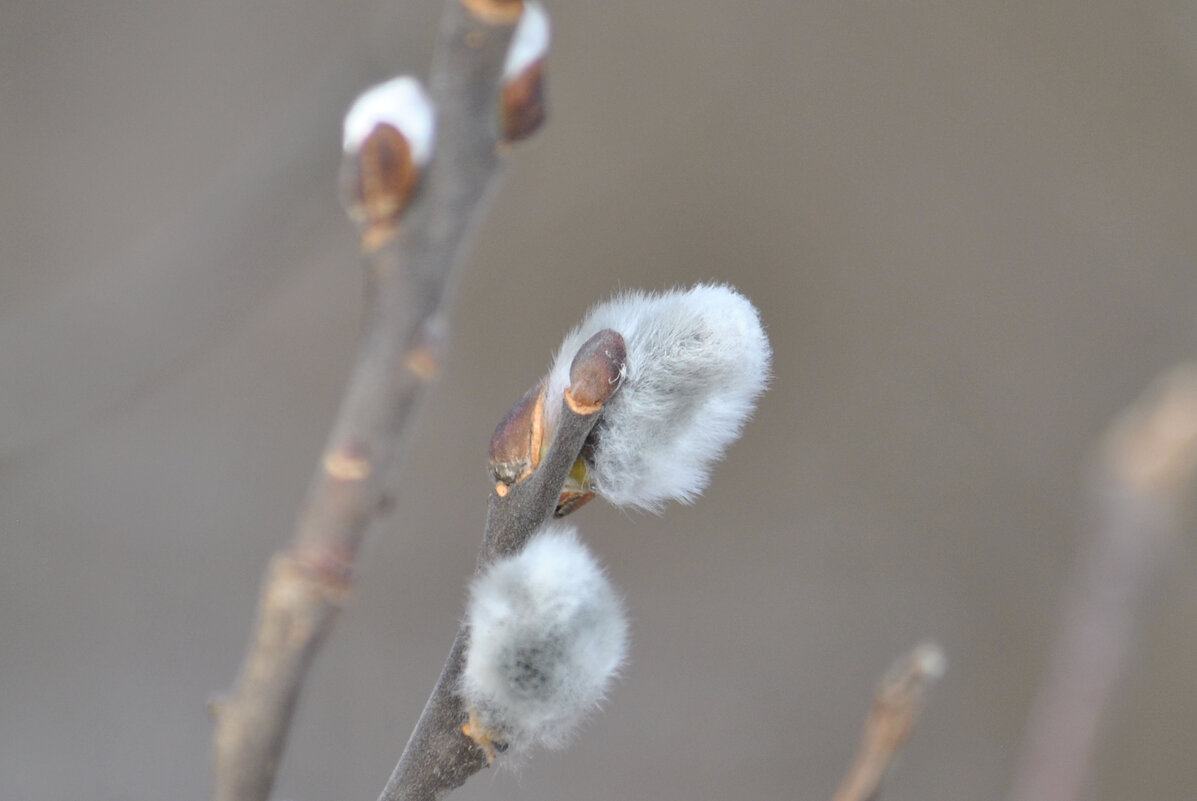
[
  {"left": 503, "top": 1, "right": 551, "bottom": 81},
  {"left": 461, "top": 525, "right": 627, "bottom": 755},
  {"left": 342, "top": 76, "right": 435, "bottom": 163},
  {"left": 545, "top": 284, "right": 771, "bottom": 511}
]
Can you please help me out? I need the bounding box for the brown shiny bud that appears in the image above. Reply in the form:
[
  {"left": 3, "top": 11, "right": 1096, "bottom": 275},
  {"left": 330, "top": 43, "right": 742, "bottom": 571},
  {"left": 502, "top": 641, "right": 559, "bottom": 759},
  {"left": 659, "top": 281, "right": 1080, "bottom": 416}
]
[
  {"left": 500, "top": 59, "right": 546, "bottom": 143},
  {"left": 489, "top": 382, "right": 546, "bottom": 486},
  {"left": 341, "top": 124, "right": 419, "bottom": 236},
  {"left": 566, "top": 329, "right": 626, "bottom": 414}
]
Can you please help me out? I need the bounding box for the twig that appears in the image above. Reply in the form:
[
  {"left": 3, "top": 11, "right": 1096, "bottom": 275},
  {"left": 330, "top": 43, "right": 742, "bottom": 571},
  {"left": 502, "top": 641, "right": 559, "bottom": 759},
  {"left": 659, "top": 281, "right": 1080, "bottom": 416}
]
[
  {"left": 832, "top": 643, "right": 946, "bottom": 801},
  {"left": 1006, "top": 364, "right": 1197, "bottom": 801},
  {"left": 378, "top": 331, "right": 627, "bottom": 801},
  {"left": 209, "top": 3, "right": 528, "bottom": 800}
]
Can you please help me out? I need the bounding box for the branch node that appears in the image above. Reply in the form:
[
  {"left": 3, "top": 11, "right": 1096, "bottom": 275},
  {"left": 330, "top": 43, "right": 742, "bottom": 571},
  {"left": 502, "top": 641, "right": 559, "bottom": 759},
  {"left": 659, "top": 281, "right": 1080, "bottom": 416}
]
[
  {"left": 322, "top": 443, "right": 373, "bottom": 482},
  {"left": 288, "top": 541, "right": 355, "bottom": 597},
  {"left": 403, "top": 344, "right": 442, "bottom": 381}
]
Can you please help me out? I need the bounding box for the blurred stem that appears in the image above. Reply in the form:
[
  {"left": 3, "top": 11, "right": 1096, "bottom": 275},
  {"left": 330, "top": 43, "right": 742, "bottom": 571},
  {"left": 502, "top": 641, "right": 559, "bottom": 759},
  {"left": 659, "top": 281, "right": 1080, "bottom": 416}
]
[
  {"left": 1006, "top": 364, "right": 1197, "bottom": 801},
  {"left": 208, "top": 3, "right": 521, "bottom": 801},
  {"left": 832, "top": 643, "right": 945, "bottom": 801}
]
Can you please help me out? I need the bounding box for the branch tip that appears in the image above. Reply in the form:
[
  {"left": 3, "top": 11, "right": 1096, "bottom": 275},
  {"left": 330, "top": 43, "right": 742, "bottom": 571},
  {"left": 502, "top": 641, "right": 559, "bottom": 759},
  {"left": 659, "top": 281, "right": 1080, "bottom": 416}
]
[
  {"left": 831, "top": 643, "right": 945, "bottom": 801},
  {"left": 881, "top": 641, "right": 946, "bottom": 694},
  {"left": 1099, "top": 362, "right": 1197, "bottom": 503},
  {"left": 875, "top": 642, "right": 945, "bottom": 731}
]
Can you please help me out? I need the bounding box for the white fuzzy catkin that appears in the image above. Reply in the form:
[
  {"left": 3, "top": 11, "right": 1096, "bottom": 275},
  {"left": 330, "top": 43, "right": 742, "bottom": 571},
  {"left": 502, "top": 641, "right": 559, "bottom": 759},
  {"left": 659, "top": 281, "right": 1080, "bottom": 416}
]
[
  {"left": 544, "top": 283, "right": 771, "bottom": 511},
  {"left": 503, "top": 1, "right": 550, "bottom": 80},
  {"left": 342, "top": 76, "right": 435, "bottom": 163},
  {"left": 461, "top": 526, "right": 627, "bottom": 755}
]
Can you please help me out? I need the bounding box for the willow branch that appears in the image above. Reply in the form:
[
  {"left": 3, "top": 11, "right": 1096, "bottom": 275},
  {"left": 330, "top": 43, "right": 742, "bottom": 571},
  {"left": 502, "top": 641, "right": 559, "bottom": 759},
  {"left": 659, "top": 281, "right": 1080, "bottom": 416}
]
[
  {"left": 832, "top": 643, "right": 945, "bottom": 801},
  {"left": 1006, "top": 364, "right": 1197, "bottom": 801},
  {"left": 378, "top": 330, "right": 627, "bottom": 801},
  {"left": 209, "top": 3, "right": 526, "bottom": 801}
]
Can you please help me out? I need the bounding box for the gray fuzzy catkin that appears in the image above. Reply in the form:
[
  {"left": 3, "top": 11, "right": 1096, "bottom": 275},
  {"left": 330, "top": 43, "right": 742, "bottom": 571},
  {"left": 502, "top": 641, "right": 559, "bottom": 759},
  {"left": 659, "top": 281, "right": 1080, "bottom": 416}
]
[
  {"left": 461, "top": 526, "right": 627, "bottom": 754},
  {"left": 544, "top": 284, "right": 771, "bottom": 511}
]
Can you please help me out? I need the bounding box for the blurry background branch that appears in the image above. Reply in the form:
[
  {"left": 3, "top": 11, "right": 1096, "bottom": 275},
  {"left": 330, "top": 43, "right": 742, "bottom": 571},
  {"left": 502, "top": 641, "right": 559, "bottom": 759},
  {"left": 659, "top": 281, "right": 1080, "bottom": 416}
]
[
  {"left": 209, "top": 2, "right": 535, "bottom": 800},
  {"left": 1006, "top": 364, "right": 1197, "bottom": 801},
  {"left": 831, "top": 643, "right": 945, "bottom": 801}
]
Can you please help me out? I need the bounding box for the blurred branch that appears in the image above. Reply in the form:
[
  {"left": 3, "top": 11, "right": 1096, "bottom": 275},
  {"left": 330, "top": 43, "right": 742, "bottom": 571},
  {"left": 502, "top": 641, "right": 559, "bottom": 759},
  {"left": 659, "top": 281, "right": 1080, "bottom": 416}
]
[
  {"left": 209, "top": 2, "right": 528, "bottom": 800},
  {"left": 1007, "top": 364, "right": 1197, "bottom": 801},
  {"left": 832, "top": 643, "right": 945, "bottom": 801}
]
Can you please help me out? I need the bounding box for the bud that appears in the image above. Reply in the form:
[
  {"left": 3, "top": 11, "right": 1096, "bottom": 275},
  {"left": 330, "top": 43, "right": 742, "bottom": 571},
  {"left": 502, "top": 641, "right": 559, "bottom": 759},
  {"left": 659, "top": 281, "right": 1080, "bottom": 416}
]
[
  {"left": 461, "top": 525, "right": 627, "bottom": 759},
  {"left": 544, "top": 284, "right": 771, "bottom": 512},
  {"left": 340, "top": 76, "right": 436, "bottom": 242},
  {"left": 488, "top": 382, "right": 546, "bottom": 489},
  {"left": 499, "top": 1, "right": 550, "bottom": 143},
  {"left": 566, "top": 328, "right": 627, "bottom": 413}
]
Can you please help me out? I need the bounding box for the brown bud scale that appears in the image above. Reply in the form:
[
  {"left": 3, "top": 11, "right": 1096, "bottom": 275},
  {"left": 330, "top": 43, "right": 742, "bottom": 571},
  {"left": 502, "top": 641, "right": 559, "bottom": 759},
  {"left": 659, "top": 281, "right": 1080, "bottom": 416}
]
[
  {"left": 488, "top": 383, "right": 546, "bottom": 486},
  {"left": 500, "top": 59, "right": 546, "bottom": 143},
  {"left": 554, "top": 490, "right": 596, "bottom": 517},
  {"left": 341, "top": 124, "right": 420, "bottom": 243},
  {"left": 568, "top": 328, "right": 627, "bottom": 410}
]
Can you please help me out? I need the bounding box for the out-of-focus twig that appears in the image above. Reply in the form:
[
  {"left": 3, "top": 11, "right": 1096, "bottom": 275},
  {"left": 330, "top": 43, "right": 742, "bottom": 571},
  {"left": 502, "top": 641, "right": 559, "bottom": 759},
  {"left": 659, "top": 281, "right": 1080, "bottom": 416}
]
[
  {"left": 1006, "top": 364, "right": 1197, "bottom": 801},
  {"left": 832, "top": 643, "right": 946, "bottom": 801},
  {"left": 209, "top": 3, "right": 529, "bottom": 800}
]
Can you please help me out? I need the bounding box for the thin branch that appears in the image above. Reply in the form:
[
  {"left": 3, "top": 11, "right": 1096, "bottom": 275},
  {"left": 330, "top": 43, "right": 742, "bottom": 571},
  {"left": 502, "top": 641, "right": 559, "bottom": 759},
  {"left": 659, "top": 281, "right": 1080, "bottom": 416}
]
[
  {"left": 832, "top": 643, "right": 946, "bottom": 801},
  {"left": 209, "top": 3, "right": 526, "bottom": 800},
  {"left": 378, "top": 332, "right": 627, "bottom": 801},
  {"left": 1006, "top": 363, "right": 1197, "bottom": 801}
]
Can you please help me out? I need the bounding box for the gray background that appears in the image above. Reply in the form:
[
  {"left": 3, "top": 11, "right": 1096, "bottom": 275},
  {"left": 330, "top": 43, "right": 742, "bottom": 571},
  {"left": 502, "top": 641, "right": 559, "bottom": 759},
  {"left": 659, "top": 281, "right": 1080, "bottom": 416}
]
[{"left": 3, "top": 1, "right": 1197, "bottom": 800}]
